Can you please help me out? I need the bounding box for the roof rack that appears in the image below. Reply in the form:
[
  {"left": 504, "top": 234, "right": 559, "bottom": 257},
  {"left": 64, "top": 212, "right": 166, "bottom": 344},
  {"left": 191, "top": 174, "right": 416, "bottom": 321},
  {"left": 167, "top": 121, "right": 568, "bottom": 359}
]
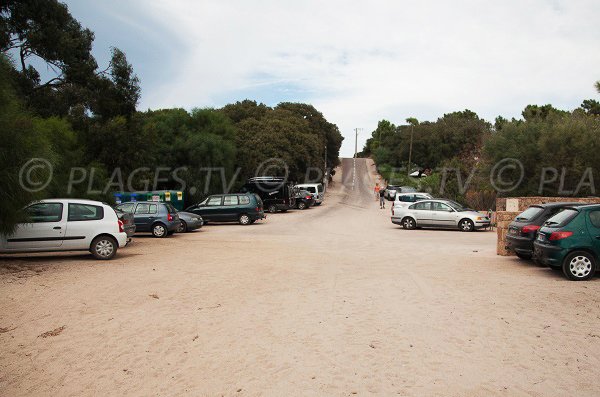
[{"left": 247, "top": 176, "right": 287, "bottom": 182}]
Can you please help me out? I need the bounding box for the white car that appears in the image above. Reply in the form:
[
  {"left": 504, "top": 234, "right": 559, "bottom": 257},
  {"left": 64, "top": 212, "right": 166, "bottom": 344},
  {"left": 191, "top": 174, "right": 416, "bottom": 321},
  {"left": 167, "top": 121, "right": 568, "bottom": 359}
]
[
  {"left": 391, "top": 199, "right": 490, "bottom": 232},
  {"left": 0, "top": 199, "right": 129, "bottom": 260},
  {"left": 296, "top": 183, "right": 325, "bottom": 205},
  {"left": 393, "top": 192, "right": 434, "bottom": 211}
]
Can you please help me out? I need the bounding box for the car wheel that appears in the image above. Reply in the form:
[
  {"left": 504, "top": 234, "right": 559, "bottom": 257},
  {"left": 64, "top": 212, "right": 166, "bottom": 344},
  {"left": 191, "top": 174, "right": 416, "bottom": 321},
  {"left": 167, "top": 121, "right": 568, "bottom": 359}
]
[
  {"left": 267, "top": 205, "right": 277, "bottom": 213},
  {"left": 298, "top": 202, "right": 306, "bottom": 210},
  {"left": 562, "top": 251, "right": 596, "bottom": 281},
  {"left": 459, "top": 219, "right": 474, "bottom": 232},
  {"left": 239, "top": 214, "right": 251, "bottom": 225},
  {"left": 91, "top": 236, "right": 117, "bottom": 260},
  {"left": 402, "top": 217, "right": 416, "bottom": 230},
  {"left": 152, "top": 223, "right": 168, "bottom": 238},
  {"left": 176, "top": 221, "right": 187, "bottom": 233},
  {"left": 516, "top": 252, "right": 532, "bottom": 260}
]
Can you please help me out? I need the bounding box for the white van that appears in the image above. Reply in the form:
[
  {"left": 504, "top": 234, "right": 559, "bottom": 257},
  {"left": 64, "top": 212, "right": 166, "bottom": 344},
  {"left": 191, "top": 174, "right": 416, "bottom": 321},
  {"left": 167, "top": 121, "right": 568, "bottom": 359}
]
[
  {"left": 393, "top": 192, "right": 433, "bottom": 210},
  {"left": 0, "top": 199, "right": 129, "bottom": 260},
  {"left": 296, "top": 183, "right": 325, "bottom": 205}
]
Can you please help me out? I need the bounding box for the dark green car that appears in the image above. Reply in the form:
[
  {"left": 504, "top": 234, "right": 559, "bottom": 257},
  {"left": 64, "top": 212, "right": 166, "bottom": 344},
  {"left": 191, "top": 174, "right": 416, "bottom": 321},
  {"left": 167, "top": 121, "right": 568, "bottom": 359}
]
[
  {"left": 185, "top": 193, "right": 265, "bottom": 225},
  {"left": 534, "top": 204, "right": 600, "bottom": 281}
]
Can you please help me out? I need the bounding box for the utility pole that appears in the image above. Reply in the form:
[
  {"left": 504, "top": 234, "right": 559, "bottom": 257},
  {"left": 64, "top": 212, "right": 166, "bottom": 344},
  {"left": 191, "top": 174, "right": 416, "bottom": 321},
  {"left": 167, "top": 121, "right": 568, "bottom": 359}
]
[
  {"left": 407, "top": 123, "right": 414, "bottom": 175},
  {"left": 354, "top": 128, "right": 359, "bottom": 158},
  {"left": 323, "top": 144, "right": 327, "bottom": 184}
]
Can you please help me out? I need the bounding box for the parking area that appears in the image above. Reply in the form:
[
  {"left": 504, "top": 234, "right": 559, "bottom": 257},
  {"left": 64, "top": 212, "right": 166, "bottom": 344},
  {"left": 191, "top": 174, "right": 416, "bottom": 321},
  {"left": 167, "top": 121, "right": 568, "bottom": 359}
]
[{"left": 1, "top": 158, "right": 599, "bottom": 396}]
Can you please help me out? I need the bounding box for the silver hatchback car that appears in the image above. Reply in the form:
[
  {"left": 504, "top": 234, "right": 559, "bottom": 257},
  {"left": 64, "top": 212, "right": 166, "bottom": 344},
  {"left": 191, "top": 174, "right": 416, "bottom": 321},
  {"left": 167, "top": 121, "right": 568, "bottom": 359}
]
[{"left": 391, "top": 199, "right": 490, "bottom": 232}]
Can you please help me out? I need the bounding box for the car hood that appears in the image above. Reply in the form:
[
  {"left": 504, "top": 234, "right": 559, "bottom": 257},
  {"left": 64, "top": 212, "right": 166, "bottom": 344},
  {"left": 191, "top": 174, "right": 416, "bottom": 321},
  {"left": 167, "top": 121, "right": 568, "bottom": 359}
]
[{"left": 178, "top": 211, "right": 203, "bottom": 221}]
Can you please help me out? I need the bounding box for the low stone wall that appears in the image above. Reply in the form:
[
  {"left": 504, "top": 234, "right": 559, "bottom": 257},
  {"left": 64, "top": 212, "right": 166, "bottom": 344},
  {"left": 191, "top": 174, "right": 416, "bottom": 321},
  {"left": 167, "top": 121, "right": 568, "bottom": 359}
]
[{"left": 496, "top": 196, "right": 600, "bottom": 256}]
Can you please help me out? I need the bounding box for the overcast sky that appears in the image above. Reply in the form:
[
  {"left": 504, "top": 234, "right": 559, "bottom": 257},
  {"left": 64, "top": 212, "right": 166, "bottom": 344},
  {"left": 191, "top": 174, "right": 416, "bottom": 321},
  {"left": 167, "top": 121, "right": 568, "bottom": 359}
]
[{"left": 65, "top": 0, "right": 600, "bottom": 157}]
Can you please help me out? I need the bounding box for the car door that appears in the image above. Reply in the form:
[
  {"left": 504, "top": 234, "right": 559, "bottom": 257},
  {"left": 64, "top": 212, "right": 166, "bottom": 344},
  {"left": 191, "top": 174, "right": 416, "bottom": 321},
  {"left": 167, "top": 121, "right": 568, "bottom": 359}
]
[
  {"left": 587, "top": 209, "right": 600, "bottom": 254},
  {"left": 199, "top": 195, "right": 224, "bottom": 221},
  {"left": 411, "top": 201, "right": 434, "bottom": 225},
  {"left": 222, "top": 195, "right": 240, "bottom": 221},
  {"left": 5, "top": 202, "right": 66, "bottom": 250},
  {"left": 431, "top": 202, "right": 456, "bottom": 227},
  {"left": 133, "top": 203, "right": 152, "bottom": 231}
]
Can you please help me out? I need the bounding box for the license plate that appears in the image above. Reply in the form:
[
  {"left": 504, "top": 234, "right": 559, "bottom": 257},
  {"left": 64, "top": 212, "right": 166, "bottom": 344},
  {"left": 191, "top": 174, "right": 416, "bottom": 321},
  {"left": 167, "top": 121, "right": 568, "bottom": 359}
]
[{"left": 537, "top": 233, "right": 546, "bottom": 242}]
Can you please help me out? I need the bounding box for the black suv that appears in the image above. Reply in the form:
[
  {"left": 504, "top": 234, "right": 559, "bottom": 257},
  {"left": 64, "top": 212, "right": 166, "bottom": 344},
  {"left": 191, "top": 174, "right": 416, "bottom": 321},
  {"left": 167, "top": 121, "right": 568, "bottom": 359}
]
[
  {"left": 241, "top": 177, "right": 296, "bottom": 213},
  {"left": 506, "top": 202, "right": 581, "bottom": 260},
  {"left": 186, "top": 193, "right": 265, "bottom": 225}
]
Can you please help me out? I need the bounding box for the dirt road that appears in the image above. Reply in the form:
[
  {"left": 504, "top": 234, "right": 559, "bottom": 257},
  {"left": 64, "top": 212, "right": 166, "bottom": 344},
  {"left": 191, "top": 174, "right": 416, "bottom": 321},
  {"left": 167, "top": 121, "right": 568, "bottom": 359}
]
[{"left": 1, "top": 158, "right": 599, "bottom": 396}]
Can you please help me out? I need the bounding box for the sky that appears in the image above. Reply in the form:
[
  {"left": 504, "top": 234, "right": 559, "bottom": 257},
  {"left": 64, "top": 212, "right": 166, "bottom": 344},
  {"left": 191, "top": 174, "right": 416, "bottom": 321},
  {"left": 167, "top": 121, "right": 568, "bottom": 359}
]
[{"left": 64, "top": 0, "right": 600, "bottom": 157}]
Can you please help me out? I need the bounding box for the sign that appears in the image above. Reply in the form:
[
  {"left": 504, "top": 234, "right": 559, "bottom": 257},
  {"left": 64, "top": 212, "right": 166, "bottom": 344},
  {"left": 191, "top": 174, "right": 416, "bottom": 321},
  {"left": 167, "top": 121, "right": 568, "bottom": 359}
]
[
  {"left": 177, "top": 191, "right": 183, "bottom": 200},
  {"left": 151, "top": 195, "right": 160, "bottom": 202},
  {"left": 165, "top": 191, "right": 171, "bottom": 201}
]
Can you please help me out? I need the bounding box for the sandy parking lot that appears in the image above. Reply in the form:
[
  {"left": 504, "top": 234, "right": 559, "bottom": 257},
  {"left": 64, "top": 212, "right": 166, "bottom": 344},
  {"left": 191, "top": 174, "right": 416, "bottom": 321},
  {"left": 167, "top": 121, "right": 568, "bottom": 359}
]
[{"left": 1, "top": 158, "right": 599, "bottom": 397}]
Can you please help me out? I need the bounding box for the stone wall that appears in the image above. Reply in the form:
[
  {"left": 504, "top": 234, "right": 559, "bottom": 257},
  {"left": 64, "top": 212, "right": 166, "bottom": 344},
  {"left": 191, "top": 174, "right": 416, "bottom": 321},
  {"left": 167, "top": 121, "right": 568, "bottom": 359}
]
[{"left": 496, "top": 196, "right": 600, "bottom": 256}]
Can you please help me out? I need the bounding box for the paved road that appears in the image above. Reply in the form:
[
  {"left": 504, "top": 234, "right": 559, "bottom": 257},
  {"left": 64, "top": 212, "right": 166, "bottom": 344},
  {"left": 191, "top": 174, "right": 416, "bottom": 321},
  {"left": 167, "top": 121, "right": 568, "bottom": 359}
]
[{"left": 1, "top": 158, "right": 599, "bottom": 396}]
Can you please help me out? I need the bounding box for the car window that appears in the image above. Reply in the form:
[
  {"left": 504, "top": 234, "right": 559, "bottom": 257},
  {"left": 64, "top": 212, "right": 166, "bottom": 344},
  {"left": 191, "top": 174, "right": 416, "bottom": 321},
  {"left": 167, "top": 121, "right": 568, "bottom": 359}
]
[
  {"left": 411, "top": 201, "right": 431, "bottom": 210},
  {"left": 416, "top": 194, "right": 431, "bottom": 200},
  {"left": 135, "top": 203, "right": 150, "bottom": 214},
  {"left": 68, "top": 203, "right": 104, "bottom": 221},
  {"left": 224, "top": 195, "right": 239, "bottom": 206},
  {"left": 515, "top": 206, "right": 544, "bottom": 222},
  {"left": 164, "top": 203, "right": 177, "bottom": 213},
  {"left": 589, "top": 210, "right": 600, "bottom": 228},
  {"left": 306, "top": 187, "right": 316, "bottom": 193},
  {"left": 432, "top": 202, "right": 452, "bottom": 212},
  {"left": 207, "top": 196, "right": 223, "bottom": 206},
  {"left": 545, "top": 208, "right": 578, "bottom": 227},
  {"left": 399, "top": 195, "right": 412, "bottom": 202},
  {"left": 238, "top": 195, "right": 250, "bottom": 205},
  {"left": 148, "top": 204, "right": 157, "bottom": 214},
  {"left": 25, "top": 203, "right": 63, "bottom": 223},
  {"left": 117, "top": 203, "right": 135, "bottom": 213},
  {"left": 317, "top": 184, "right": 324, "bottom": 193}
]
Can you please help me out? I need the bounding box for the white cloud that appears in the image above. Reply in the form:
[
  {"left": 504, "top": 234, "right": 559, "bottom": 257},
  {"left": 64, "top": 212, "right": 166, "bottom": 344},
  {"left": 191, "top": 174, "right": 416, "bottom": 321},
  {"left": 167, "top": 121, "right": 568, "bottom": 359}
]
[{"left": 136, "top": 0, "right": 600, "bottom": 156}]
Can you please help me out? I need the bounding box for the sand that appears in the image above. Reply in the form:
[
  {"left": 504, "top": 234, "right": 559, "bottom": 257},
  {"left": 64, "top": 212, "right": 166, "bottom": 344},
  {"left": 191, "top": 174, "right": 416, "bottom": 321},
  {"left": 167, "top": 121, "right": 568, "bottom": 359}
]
[{"left": 0, "top": 158, "right": 599, "bottom": 396}]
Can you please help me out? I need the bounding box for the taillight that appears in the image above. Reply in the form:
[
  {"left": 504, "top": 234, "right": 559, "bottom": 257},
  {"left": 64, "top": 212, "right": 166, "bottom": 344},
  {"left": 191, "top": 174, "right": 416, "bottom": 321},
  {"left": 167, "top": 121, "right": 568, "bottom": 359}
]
[
  {"left": 549, "top": 231, "right": 573, "bottom": 241},
  {"left": 118, "top": 219, "right": 124, "bottom": 233},
  {"left": 255, "top": 207, "right": 260, "bottom": 212},
  {"left": 521, "top": 225, "right": 540, "bottom": 234},
  {"left": 167, "top": 213, "right": 173, "bottom": 221},
  {"left": 305, "top": 196, "right": 312, "bottom": 200}
]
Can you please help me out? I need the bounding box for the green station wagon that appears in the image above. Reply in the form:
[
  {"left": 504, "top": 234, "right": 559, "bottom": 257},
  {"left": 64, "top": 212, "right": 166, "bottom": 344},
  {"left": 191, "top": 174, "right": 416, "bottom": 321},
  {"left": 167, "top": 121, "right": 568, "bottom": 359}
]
[
  {"left": 534, "top": 204, "right": 600, "bottom": 281},
  {"left": 185, "top": 193, "right": 265, "bottom": 225}
]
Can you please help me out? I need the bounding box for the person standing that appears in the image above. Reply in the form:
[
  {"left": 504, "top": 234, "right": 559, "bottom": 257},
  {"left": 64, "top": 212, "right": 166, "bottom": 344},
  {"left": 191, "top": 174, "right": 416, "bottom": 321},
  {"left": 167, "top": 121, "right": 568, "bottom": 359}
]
[
  {"left": 379, "top": 187, "right": 386, "bottom": 209},
  {"left": 374, "top": 184, "right": 380, "bottom": 201}
]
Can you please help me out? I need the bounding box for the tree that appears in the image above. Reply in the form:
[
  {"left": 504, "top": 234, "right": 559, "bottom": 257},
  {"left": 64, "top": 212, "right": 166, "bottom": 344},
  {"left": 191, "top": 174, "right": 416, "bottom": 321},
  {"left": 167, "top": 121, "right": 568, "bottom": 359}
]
[
  {"left": 596, "top": 80, "right": 600, "bottom": 94},
  {"left": 581, "top": 99, "right": 600, "bottom": 116}
]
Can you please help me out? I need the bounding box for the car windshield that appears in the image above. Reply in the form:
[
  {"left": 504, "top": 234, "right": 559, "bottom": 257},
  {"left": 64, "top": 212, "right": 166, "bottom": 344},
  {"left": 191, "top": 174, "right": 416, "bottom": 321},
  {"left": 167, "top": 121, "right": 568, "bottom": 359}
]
[
  {"left": 544, "top": 208, "right": 578, "bottom": 227},
  {"left": 447, "top": 200, "right": 467, "bottom": 212},
  {"left": 515, "top": 206, "right": 543, "bottom": 222}
]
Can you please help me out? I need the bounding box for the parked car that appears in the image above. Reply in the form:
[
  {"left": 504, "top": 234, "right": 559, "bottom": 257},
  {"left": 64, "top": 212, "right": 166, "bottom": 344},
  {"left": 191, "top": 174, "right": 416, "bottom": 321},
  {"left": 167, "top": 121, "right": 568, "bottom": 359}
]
[
  {"left": 506, "top": 202, "right": 581, "bottom": 260},
  {"left": 176, "top": 211, "right": 204, "bottom": 233},
  {"left": 295, "top": 189, "right": 315, "bottom": 210},
  {"left": 296, "top": 183, "right": 325, "bottom": 205},
  {"left": 115, "top": 201, "right": 180, "bottom": 238},
  {"left": 115, "top": 209, "right": 136, "bottom": 237},
  {"left": 384, "top": 185, "right": 402, "bottom": 200},
  {"left": 185, "top": 193, "right": 265, "bottom": 225},
  {"left": 391, "top": 199, "right": 490, "bottom": 231},
  {"left": 242, "top": 177, "right": 296, "bottom": 213},
  {"left": 0, "top": 199, "right": 129, "bottom": 260},
  {"left": 534, "top": 204, "right": 600, "bottom": 281},
  {"left": 393, "top": 192, "right": 434, "bottom": 209}
]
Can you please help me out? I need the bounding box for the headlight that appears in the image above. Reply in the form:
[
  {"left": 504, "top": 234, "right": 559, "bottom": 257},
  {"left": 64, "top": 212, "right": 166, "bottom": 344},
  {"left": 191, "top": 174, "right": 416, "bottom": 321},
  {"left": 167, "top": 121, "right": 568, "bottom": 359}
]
[
  {"left": 476, "top": 217, "right": 483, "bottom": 220},
  {"left": 193, "top": 217, "right": 199, "bottom": 221}
]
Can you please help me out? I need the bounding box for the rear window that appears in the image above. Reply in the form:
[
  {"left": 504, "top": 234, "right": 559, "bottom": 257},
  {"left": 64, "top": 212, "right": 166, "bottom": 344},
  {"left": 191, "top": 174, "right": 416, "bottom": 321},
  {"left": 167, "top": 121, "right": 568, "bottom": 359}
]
[
  {"left": 238, "top": 195, "right": 250, "bottom": 205},
  {"left": 317, "top": 184, "right": 324, "bottom": 193},
  {"left": 165, "top": 203, "right": 177, "bottom": 213},
  {"left": 544, "top": 208, "right": 578, "bottom": 227},
  {"left": 515, "top": 206, "right": 543, "bottom": 222},
  {"left": 588, "top": 210, "right": 600, "bottom": 228},
  {"left": 68, "top": 203, "right": 104, "bottom": 221},
  {"left": 305, "top": 187, "right": 316, "bottom": 193},
  {"left": 399, "top": 195, "right": 414, "bottom": 202}
]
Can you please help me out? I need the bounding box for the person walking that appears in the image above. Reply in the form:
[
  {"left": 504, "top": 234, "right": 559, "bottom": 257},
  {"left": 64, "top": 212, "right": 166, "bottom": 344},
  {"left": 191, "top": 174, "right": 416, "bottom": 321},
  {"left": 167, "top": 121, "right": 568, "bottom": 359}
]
[
  {"left": 374, "top": 184, "right": 380, "bottom": 201},
  {"left": 379, "top": 187, "right": 386, "bottom": 209}
]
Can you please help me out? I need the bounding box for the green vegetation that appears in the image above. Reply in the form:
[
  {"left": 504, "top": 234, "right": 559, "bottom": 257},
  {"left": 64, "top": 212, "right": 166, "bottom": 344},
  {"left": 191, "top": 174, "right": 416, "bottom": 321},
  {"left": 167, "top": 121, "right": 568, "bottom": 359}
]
[{"left": 0, "top": 0, "right": 343, "bottom": 233}]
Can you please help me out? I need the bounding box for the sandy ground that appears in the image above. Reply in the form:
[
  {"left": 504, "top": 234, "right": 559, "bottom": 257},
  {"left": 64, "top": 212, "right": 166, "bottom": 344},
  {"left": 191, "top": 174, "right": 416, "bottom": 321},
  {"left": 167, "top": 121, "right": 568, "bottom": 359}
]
[{"left": 1, "top": 158, "right": 599, "bottom": 397}]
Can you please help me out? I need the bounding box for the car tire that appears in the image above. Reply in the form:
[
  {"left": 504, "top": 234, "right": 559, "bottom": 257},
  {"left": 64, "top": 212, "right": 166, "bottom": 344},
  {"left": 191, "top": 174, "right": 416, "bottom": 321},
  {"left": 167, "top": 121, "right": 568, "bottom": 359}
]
[
  {"left": 152, "top": 223, "right": 168, "bottom": 238},
  {"left": 459, "top": 219, "right": 474, "bottom": 232},
  {"left": 298, "top": 202, "right": 307, "bottom": 210},
  {"left": 562, "top": 251, "right": 596, "bottom": 281},
  {"left": 177, "top": 221, "right": 187, "bottom": 233},
  {"left": 314, "top": 202, "right": 322, "bottom": 206},
  {"left": 402, "top": 217, "right": 416, "bottom": 230},
  {"left": 516, "top": 252, "right": 532, "bottom": 260},
  {"left": 90, "top": 235, "right": 118, "bottom": 260},
  {"left": 267, "top": 205, "right": 277, "bottom": 213},
  {"left": 239, "top": 214, "right": 251, "bottom": 225}
]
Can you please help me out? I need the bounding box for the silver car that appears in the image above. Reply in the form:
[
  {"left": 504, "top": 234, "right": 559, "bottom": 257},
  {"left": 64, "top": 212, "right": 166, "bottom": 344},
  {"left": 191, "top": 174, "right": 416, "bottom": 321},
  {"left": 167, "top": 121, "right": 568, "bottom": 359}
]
[{"left": 391, "top": 199, "right": 490, "bottom": 232}]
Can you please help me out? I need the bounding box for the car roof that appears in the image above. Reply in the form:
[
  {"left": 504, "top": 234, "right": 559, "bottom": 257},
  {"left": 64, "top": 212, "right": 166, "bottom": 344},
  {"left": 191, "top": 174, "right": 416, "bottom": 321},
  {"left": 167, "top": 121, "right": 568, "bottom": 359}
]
[
  {"left": 570, "top": 203, "right": 600, "bottom": 210},
  {"left": 531, "top": 202, "right": 586, "bottom": 209},
  {"left": 40, "top": 198, "right": 106, "bottom": 205}
]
